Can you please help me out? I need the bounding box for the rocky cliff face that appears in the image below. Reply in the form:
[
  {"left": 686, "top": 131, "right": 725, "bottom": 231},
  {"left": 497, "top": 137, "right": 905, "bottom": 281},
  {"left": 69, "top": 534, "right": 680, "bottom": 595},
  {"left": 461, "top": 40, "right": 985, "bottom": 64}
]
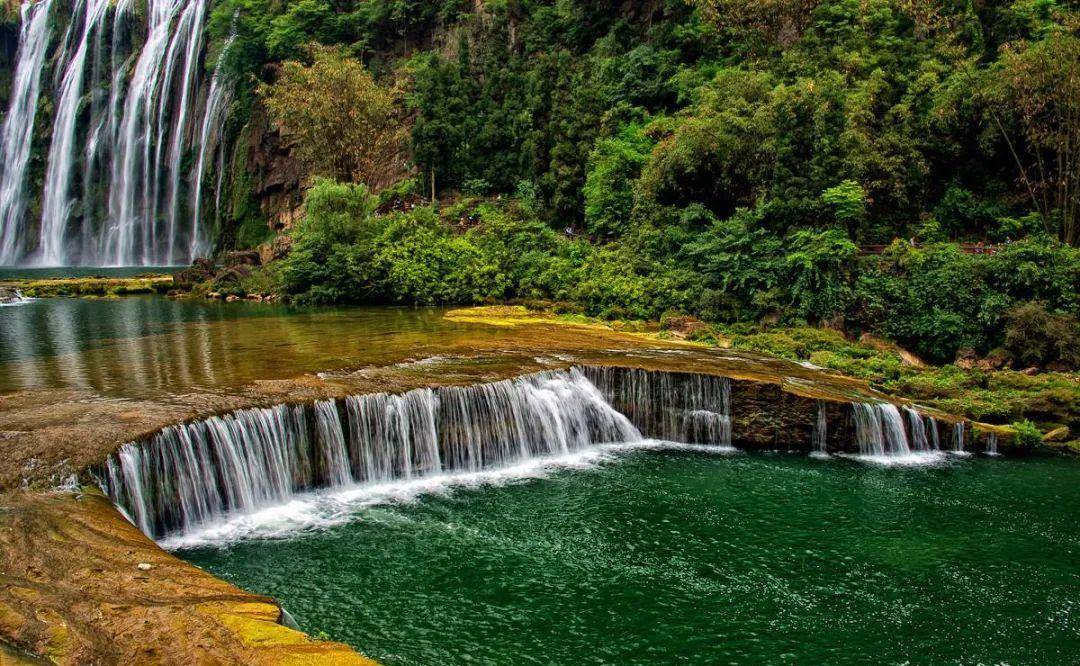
[
  {"left": 245, "top": 99, "right": 306, "bottom": 235},
  {"left": 240, "top": 94, "right": 413, "bottom": 251},
  {"left": 0, "top": 8, "right": 18, "bottom": 112}
]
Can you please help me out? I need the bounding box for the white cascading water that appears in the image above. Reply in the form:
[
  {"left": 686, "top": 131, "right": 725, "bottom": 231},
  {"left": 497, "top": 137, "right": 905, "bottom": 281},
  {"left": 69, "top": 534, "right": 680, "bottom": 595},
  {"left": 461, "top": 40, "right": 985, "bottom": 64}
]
[
  {"left": 812, "top": 401, "right": 827, "bottom": 454},
  {"left": 852, "top": 402, "right": 912, "bottom": 457},
  {"left": 106, "top": 0, "right": 214, "bottom": 266},
  {"left": 905, "top": 407, "right": 930, "bottom": 452},
  {"left": 315, "top": 399, "right": 352, "bottom": 487},
  {"left": 0, "top": 0, "right": 55, "bottom": 264},
  {"left": 0, "top": 0, "right": 227, "bottom": 266},
  {"left": 98, "top": 366, "right": 977, "bottom": 542},
  {"left": 952, "top": 422, "right": 966, "bottom": 453},
  {"left": 188, "top": 26, "right": 235, "bottom": 256},
  {"left": 986, "top": 433, "right": 998, "bottom": 455},
  {"left": 582, "top": 366, "right": 732, "bottom": 447},
  {"left": 38, "top": 0, "right": 112, "bottom": 265},
  {"left": 100, "top": 369, "right": 642, "bottom": 540},
  {"left": 0, "top": 288, "right": 34, "bottom": 306}
]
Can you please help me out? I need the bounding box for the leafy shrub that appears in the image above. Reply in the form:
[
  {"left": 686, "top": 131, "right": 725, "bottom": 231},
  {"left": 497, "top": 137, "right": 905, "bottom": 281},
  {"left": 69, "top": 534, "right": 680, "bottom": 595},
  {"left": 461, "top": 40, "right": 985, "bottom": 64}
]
[
  {"left": 782, "top": 228, "right": 856, "bottom": 322},
  {"left": 371, "top": 213, "right": 497, "bottom": 304},
  {"left": 1002, "top": 301, "right": 1080, "bottom": 370},
  {"left": 278, "top": 179, "right": 381, "bottom": 304},
  {"left": 583, "top": 122, "right": 652, "bottom": 238},
  {"left": 1011, "top": 419, "right": 1044, "bottom": 450}
]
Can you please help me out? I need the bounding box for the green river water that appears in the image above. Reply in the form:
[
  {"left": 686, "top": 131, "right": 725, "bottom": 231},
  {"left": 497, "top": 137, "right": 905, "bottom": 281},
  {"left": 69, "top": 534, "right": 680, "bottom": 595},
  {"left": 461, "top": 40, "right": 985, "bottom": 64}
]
[{"left": 182, "top": 448, "right": 1080, "bottom": 665}]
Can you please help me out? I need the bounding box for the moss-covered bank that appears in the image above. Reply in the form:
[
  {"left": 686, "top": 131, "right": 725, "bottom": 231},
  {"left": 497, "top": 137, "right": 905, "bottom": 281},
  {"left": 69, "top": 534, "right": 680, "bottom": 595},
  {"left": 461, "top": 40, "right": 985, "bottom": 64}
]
[{"left": 0, "top": 275, "right": 173, "bottom": 298}]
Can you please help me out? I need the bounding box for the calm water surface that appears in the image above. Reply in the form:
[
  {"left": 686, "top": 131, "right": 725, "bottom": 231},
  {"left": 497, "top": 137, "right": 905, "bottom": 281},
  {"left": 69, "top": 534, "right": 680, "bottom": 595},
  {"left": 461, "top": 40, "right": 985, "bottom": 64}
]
[
  {"left": 182, "top": 450, "right": 1080, "bottom": 665},
  {"left": 0, "top": 297, "right": 513, "bottom": 395}
]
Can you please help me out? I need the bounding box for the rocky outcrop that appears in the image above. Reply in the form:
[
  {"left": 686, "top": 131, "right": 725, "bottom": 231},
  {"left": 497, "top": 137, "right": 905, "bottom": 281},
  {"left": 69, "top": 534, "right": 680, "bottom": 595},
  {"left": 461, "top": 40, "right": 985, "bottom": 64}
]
[
  {"left": 174, "top": 252, "right": 264, "bottom": 294},
  {"left": 858, "top": 333, "right": 927, "bottom": 368},
  {"left": 0, "top": 490, "right": 376, "bottom": 665}
]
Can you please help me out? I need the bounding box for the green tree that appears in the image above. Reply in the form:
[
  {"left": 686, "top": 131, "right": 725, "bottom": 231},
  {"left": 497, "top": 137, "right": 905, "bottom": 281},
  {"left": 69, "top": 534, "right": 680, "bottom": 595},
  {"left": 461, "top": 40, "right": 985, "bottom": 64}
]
[
  {"left": 783, "top": 228, "right": 857, "bottom": 321},
  {"left": 821, "top": 180, "right": 867, "bottom": 237},
  {"left": 583, "top": 122, "right": 652, "bottom": 238},
  {"left": 260, "top": 47, "right": 399, "bottom": 184},
  {"left": 991, "top": 30, "right": 1080, "bottom": 245}
]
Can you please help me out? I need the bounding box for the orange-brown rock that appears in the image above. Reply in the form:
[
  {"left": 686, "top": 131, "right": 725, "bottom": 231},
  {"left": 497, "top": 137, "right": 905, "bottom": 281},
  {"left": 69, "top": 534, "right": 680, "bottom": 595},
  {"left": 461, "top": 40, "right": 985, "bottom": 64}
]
[{"left": 0, "top": 490, "right": 377, "bottom": 665}]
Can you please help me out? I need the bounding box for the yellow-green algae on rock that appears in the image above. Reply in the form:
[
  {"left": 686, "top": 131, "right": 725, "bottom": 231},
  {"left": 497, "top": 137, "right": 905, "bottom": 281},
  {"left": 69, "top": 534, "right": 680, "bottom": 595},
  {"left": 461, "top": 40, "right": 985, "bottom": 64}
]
[
  {"left": 0, "top": 489, "right": 377, "bottom": 665},
  {"left": 0, "top": 275, "right": 173, "bottom": 298}
]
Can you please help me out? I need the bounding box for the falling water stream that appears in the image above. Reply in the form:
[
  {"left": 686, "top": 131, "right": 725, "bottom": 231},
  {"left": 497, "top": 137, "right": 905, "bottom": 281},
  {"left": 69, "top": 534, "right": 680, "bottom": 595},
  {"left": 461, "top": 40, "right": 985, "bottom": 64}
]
[
  {"left": 0, "top": 0, "right": 54, "bottom": 261},
  {"left": 101, "top": 369, "right": 644, "bottom": 540},
  {"left": 0, "top": 0, "right": 228, "bottom": 266}
]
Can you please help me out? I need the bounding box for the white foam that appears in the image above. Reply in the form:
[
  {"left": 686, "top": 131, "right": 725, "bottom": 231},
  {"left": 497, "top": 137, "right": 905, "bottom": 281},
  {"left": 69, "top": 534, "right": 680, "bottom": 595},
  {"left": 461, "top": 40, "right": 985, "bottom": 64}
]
[
  {"left": 839, "top": 451, "right": 950, "bottom": 467},
  {"left": 162, "top": 444, "right": 624, "bottom": 549},
  {"left": 0, "top": 292, "right": 34, "bottom": 307},
  {"left": 160, "top": 439, "right": 740, "bottom": 549},
  {"left": 624, "top": 441, "right": 739, "bottom": 455}
]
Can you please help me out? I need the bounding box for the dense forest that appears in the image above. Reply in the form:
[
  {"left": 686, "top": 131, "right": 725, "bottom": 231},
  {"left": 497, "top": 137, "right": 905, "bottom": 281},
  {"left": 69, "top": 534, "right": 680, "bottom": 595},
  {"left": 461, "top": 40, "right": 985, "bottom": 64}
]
[{"left": 192, "top": 0, "right": 1080, "bottom": 368}]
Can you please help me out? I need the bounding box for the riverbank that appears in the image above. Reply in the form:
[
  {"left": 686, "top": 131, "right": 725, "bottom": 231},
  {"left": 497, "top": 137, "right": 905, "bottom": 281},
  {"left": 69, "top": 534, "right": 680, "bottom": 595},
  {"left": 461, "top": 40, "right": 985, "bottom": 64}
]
[
  {"left": 0, "top": 274, "right": 173, "bottom": 298},
  {"left": 447, "top": 306, "right": 1079, "bottom": 453},
  {"left": 0, "top": 489, "right": 374, "bottom": 664}
]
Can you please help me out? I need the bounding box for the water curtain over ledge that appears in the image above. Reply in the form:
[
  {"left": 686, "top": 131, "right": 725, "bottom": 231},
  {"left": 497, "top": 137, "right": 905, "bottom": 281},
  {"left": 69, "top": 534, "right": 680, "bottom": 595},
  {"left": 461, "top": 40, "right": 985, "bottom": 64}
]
[
  {"left": 100, "top": 369, "right": 642, "bottom": 539},
  {"left": 100, "top": 366, "right": 966, "bottom": 541}
]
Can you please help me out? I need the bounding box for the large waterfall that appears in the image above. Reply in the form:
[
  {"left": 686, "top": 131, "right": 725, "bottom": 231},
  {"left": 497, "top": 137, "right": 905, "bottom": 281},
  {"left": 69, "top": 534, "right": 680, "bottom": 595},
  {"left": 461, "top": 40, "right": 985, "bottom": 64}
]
[
  {"left": 0, "top": 0, "right": 54, "bottom": 261},
  {"left": 0, "top": 0, "right": 228, "bottom": 266},
  {"left": 101, "top": 369, "right": 642, "bottom": 540}
]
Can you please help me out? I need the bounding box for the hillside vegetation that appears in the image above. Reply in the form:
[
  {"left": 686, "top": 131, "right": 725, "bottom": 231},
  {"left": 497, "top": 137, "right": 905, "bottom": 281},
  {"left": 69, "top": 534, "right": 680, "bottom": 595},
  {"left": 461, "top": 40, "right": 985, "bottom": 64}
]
[{"left": 196, "top": 0, "right": 1079, "bottom": 380}]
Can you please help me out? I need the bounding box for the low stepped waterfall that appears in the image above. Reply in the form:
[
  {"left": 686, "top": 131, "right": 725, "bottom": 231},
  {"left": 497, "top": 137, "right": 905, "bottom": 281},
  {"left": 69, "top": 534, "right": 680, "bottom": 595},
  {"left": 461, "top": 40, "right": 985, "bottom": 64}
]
[
  {"left": 581, "top": 366, "right": 732, "bottom": 447},
  {"left": 99, "top": 366, "right": 979, "bottom": 542},
  {"left": 0, "top": 0, "right": 230, "bottom": 266},
  {"left": 852, "top": 403, "right": 912, "bottom": 456},
  {"left": 852, "top": 402, "right": 947, "bottom": 457},
  {"left": 100, "top": 369, "right": 642, "bottom": 540}
]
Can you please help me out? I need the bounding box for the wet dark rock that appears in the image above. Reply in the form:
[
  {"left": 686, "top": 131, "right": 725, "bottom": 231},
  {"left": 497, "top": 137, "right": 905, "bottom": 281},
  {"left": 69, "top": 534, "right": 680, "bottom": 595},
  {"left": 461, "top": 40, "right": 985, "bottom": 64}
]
[
  {"left": 224, "top": 250, "right": 261, "bottom": 268},
  {"left": 174, "top": 258, "right": 215, "bottom": 288}
]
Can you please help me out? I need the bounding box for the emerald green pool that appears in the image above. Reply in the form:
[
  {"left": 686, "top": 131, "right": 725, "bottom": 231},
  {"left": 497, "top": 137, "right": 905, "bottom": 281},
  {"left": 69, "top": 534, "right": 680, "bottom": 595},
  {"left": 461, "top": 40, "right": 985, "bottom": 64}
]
[{"left": 181, "top": 448, "right": 1080, "bottom": 664}]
